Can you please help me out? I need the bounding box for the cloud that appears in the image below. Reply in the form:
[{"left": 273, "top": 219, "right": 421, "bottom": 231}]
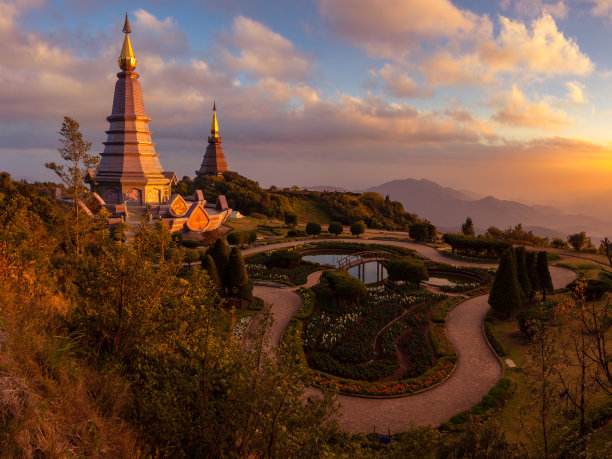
[
  {"left": 491, "top": 86, "right": 573, "bottom": 130},
  {"left": 373, "top": 64, "right": 421, "bottom": 98},
  {"left": 500, "top": 0, "right": 568, "bottom": 19},
  {"left": 220, "top": 15, "right": 312, "bottom": 81},
  {"left": 419, "top": 12, "right": 593, "bottom": 88},
  {"left": 564, "top": 80, "right": 586, "bottom": 104},
  {"left": 586, "top": 0, "right": 612, "bottom": 20},
  {"left": 318, "top": 0, "right": 487, "bottom": 59}
]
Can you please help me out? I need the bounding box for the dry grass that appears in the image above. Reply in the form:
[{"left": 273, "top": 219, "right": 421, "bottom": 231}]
[{"left": 0, "top": 289, "right": 140, "bottom": 458}]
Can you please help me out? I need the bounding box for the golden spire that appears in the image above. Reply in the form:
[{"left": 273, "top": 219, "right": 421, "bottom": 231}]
[
  {"left": 118, "top": 13, "right": 137, "bottom": 71},
  {"left": 209, "top": 101, "right": 220, "bottom": 140}
]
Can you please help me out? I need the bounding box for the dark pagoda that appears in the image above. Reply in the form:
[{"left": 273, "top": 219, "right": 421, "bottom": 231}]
[
  {"left": 88, "top": 14, "right": 175, "bottom": 205},
  {"left": 196, "top": 103, "right": 230, "bottom": 176}
]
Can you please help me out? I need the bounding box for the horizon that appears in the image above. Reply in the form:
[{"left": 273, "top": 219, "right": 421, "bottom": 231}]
[{"left": 1, "top": 0, "right": 612, "bottom": 217}]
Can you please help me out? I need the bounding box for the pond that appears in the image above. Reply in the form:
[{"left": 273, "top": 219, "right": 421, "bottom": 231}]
[
  {"left": 302, "top": 251, "right": 387, "bottom": 284},
  {"left": 424, "top": 274, "right": 474, "bottom": 287}
]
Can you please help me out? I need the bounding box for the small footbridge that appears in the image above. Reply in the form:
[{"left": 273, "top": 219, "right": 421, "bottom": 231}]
[{"left": 337, "top": 250, "right": 400, "bottom": 270}]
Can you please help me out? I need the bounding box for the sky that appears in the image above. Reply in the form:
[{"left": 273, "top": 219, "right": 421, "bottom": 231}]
[{"left": 2, "top": 0, "right": 612, "bottom": 216}]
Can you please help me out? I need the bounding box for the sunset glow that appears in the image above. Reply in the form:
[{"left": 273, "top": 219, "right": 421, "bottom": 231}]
[{"left": 1, "top": 0, "right": 612, "bottom": 214}]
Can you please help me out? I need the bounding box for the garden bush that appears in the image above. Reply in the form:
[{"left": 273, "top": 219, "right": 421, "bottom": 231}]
[
  {"left": 443, "top": 234, "right": 510, "bottom": 258},
  {"left": 295, "top": 288, "right": 315, "bottom": 319},
  {"left": 328, "top": 222, "right": 343, "bottom": 236},
  {"left": 306, "top": 222, "right": 322, "bottom": 237},
  {"left": 269, "top": 249, "right": 302, "bottom": 268},
  {"left": 387, "top": 258, "right": 429, "bottom": 288},
  {"left": 321, "top": 270, "right": 367, "bottom": 310},
  {"left": 430, "top": 326, "right": 454, "bottom": 357},
  {"left": 181, "top": 239, "right": 200, "bottom": 249}
]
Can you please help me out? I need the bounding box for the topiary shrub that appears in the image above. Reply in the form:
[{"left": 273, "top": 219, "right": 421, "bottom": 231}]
[
  {"left": 226, "top": 231, "right": 244, "bottom": 246},
  {"left": 320, "top": 270, "right": 367, "bottom": 309},
  {"left": 306, "top": 222, "right": 322, "bottom": 237},
  {"left": 387, "top": 258, "right": 429, "bottom": 289},
  {"left": 327, "top": 222, "right": 343, "bottom": 236},
  {"left": 350, "top": 220, "right": 366, "bottom": 237}
]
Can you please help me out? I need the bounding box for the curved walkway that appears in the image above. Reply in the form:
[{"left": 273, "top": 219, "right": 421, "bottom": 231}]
[{"left": 249, "top": 238, "right": 577, "bottom": 433}]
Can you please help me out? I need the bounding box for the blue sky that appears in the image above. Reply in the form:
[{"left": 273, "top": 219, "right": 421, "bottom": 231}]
[{"left": 2, "top": 0, "right": 612, "bottom": 216}]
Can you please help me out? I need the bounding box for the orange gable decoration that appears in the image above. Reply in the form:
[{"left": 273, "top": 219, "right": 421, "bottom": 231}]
[
  {"left": 85, "top": 192, "right": 106, "bottom": 214},
  {"left": 168, "top": 194, "right": 188, "bottom": 217},
  {"left": 185, "top": 203, "right": 210, "bottom": 232}
]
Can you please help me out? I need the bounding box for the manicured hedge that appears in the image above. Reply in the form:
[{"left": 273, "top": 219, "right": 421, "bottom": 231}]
[
  {"left": 310, "top": 355, "right": 457, "bottom": 396},
  {"left": 432, "top": 297, "right": 464, "bottom": 323},
  {"left": 295, "top": 287, "right": 315, "bottom": 319},
  {"left": 311, "top": 352, "right": 398, "bottom": 381},
  {"left": 443, "top": 234, "right": 510, "bottom": 258},
  {"left": 442, "top": 378, "right": 514, "bottom": 430},
  {"left": 484, "top": 322, "right": 507, "bottom": 356},
  {"left": 430, "top": 326, "right": 454, "bottom": 357}
]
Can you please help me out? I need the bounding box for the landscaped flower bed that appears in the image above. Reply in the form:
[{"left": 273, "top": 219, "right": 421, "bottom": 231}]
[
  {"left": 440, "top": 282, "right": 480, "bottom": 292},
  {"left": 309, "top": 357, "right": 456, "bottom": 396},
  {"left": 311, "top": 352, "right": 399, "bottom": 381}
]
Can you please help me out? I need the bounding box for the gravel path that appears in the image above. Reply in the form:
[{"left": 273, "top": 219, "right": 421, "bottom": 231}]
[{"left": 247, "top": 238, "right": 577, "bottom": 432}]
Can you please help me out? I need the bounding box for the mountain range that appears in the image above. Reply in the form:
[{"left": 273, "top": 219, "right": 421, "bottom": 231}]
[
  {"left": 308, "top": 178, "right": 610, "bottom": 241},
  {"left": 366, "top": 178, "right": 610, "bottom": 241}
]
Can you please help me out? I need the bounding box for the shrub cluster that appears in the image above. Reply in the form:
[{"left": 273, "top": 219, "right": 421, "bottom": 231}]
[
  {"left": 226, "top": 230, "right": 257, "bottom": 246},
  {"left": 443, "top": 233, "right": 510, "bottom": 258}
]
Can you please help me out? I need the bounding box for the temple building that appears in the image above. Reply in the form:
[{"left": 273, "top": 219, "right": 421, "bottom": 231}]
[
  {"left": 195, "top": 103, "right": 230, "bottom": 176},
  {"left": 87, "top": 14, "right": 176, "bottom": 205},
  {"left": 80, "top": 15, "right": 232, "bottom": 234}
]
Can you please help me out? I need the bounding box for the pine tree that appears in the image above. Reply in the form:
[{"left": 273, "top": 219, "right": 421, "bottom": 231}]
[
  {"left": 461, "top": 216, "right": 475, "bottom": 236},
  {"left": 45, "top": 116, "right": 99, "bottom": 253},
  {"left": 202, "top": 254, "right": 223, "bottom": 294},
  {"left": 526, "top": 251, "right": 540, "bottom": 300},
  {"left": 515, "top": 246, "right": 531, "bottom": 300},
  {"left": 489, "top": 247, "right": 522, "bottom": 317},
  {"left": 536, "top": 251, "right": 554, "bottom": 301}
]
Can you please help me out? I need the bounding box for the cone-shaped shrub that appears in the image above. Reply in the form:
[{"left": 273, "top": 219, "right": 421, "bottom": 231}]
[
  {"left": 209, "top": 238, "right": 230, "bottom": 281},
  {"left": 227, "top": 247, "right": 249, "bottom": 295},
  {"left": 536, "top": 251, "right": 554, "bottom": 300},
  {"left": 489, "top": 247, "right": 522, "bottom": 317},
  {"left": 526, "top": 251, "right": 540, "bottom": 299},
  {"left": 202, "top": 254, "right": 223, "bottom": 294},
  {"left": 514, "top": 246, "right": 531, "bottom": 299}
]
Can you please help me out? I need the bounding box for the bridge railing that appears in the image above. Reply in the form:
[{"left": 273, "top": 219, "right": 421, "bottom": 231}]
[{"left": 337, "top": 251, "right": 400, "bottom": 270}]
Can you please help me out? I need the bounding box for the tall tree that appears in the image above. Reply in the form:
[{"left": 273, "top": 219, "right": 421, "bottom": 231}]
[
  {"left": 461, "top": 216, "right": 475, "bottom": 237},
  {"left": 488, "top": 248, "right": 522, "bottom": 317},
  {"left": 536, "top": 251, "right": 554, "bottom": 301},
  {"left": 515, "top": 246, "right": 531, "bottom": 300},
  {"left": 522, "top": 302, "right": 562, "bottom": 458},
  {"left": 553, "top": 282, "right": 597, "bottom": 447},
  {"left": 45, "top": 116, "right": 99, "bottom": 253},
  {"left": 567, "top": 231, "right": 587, "bottom": 251}
]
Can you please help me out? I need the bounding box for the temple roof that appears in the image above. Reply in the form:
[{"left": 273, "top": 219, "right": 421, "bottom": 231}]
[
  {"left": 196, "top": 103, "right": 229, "bottom": 176},
  {"left": 118, "top": 15, "right": 137, "bottom": 71}
]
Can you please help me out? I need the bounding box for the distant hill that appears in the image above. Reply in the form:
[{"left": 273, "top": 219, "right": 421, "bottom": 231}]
[{"left": 368, "top": 178, "right": 611, "bottom": 241}]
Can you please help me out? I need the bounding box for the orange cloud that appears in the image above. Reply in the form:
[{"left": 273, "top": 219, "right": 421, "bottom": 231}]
[{"left": 491, "top": 86, "right": 572, "bottom": 130}]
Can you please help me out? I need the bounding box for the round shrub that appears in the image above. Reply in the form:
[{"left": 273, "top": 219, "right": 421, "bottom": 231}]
[
  {"left": 306, "top": 222, "right": 322, "bottom": 237},
  {"left": 387, "top": 258, "right": 429, "bottom": 288},
  {"left": 226, "top": 231, "right": 244, "bottom": 246},
  {"left": 328, "top": 222, "right": 343, "bottom": 236},
  {"left": 350, "top": 221, "right": 366, "bottom": 237}
]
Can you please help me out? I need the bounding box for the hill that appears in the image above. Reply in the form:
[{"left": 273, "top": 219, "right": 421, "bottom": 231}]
[
  {"left": 368, "top": 178, "right": 612, "bottom": 241},
  {"left": 174, "top": 172, "right": 422, "bottom": 230}
]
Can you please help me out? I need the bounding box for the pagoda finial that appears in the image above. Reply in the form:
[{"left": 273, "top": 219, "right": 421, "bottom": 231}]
[
  {"left": 118, "top": 14, "right": 137, "bottom": 71},
  {"left": 123, "top": 13, "right": 132, "bottom": 34},
  {"left": 210, "top": 102, "right": 219, "bottom": 139}
]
